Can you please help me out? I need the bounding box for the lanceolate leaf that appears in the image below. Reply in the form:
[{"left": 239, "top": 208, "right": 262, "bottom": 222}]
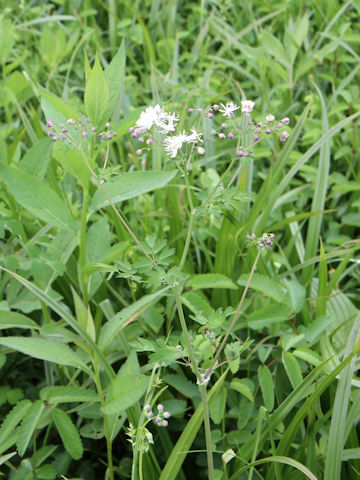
[
  {"left": 40, "top": 386, "right": 99, "bottom": 404},
  {"left": 187, "top": 273, "right": 238, "bottom": 290},
  {"left": 0, "top": 311, "right": 39, "bottom": 330},
  {"left": 17, "top": 400, "right": 45, "bottom": 456},
  {"left": 84, "top": 54, "right": 109, "bottom": 126},
  {"left": 0, "top": 400, "right": 32, "bottom": 446},
  {"left": 52, "top": 408, "right": 83, "bottom": 460}
]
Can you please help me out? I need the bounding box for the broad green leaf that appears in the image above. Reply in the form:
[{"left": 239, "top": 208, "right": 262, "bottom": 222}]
[
  {"left": 0, "top": 311, "right": 39, "bottom": 330},
  {"left": 0, "top": 163, "right": 77, "bottom": 233},
  {"left": 72, "top": 288, "right": 96, "bottom": 342},
  {"left": 90, "top": 170, "right": 177, "bottom": 212},
  {"left": 99, "top": 287, "right": 170, "bottom": 349},
  {"left": 238, "top": 273, "right": 285, "bottom": 302},
  {"left": 103, "top": 40, "right": 125, "bottom": 122},
  {"left": 0, "top": 451, "right": 16, "bottom": 466},
  {"left": 247, "top": 304, "right": 292, "bottom": 330},
  {"left": 209, "top": 385, "right": 227, "bottom": 424},
  {"left": 298, "top": 315, "right": 333, "bottom": 344},
  {"left": 0, "top": 400, "right": 32, "bottom": 446},
  {"left": 0, "top": 337, "right": 91, "bottom": 374},
  {"left": 52, "top": 408, "right": 83, "bottom": 460},
  {"left": 230, "top": 378, "right": 254, "bottom": 402},
  {"left": 17, "top": 400, "right": 45, "bottom": 456},
  {"left": 84, "top": 54, "right": 109, "bottom": 126},
  {"left": 52, "top": 148, "right": 90, "bottom": 189},
  {"left": 40, "top": 386, "right": 99, "bottom": 404},
  {"left": 187, "top": 273, "right": 237, "bottom": 290},
  {"left": 282, "top": 352, "right": 303, "bottom": 389},
  {"left": 19, "top": 137, "right": 52, "bottom": 180},
  {"left": 258, "top": 365, "right": 274, "bottom": 411},
  {"left": 181, "top": 291, "right": 214, "bottom": 317},
  {"left": 39, "top": 86, "right": 80, "bottom": 123},
  {"left": 163, "top": 373, "right": 200, "bottom": 404},
  {"left": 283, "top": 280, "right": 306, "bottom": 313},
  {"left": 102, "top": 375, "right": 149, "bottom": 414}
]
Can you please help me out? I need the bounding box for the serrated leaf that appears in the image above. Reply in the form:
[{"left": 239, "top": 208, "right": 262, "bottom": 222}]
[
  {"left": 230, "top": 379, "right": 254, "bottom": 402},
  {"left": 102, "top": 375, "right": 149, "bottom": 415},
  {"left": 247, "top": 304, "right": 292, "bottom": 330},
  {"left": 52, "top": 408, "right": 83, "bottom": 460},
  {"left": 258, "top": 365, "right": 274, "bottom": 411},
  {"left": 0, "top": 163, "right": 77, "bottom": 234},
  {"left": 283, "top": 280, "right": 306, "bottom": 313},
  {"left": 0, "top": 337, "right": 91, "bottom": 374},
  {"left": 103, "top": 40, "right": 125, "bottom": 121},
  {"left": 282, "top": 352, "right": 303, "bottom": 389},
  {"left": 40, "top": 386, "right": 99, "bottom": 404},
  {"left": 17, "top": 400, "right": 45, "bottom": 456},
  {"left": 90, "top": 170, "right": 177, "bottom": 212},
  {"left": 84, "top": 54, "right": 109, "bottom": 126},
  {"left": 238, "top": 273, "right": 285, "bottom": 302},
  {"left": 0, "top": 311, "right": 39, "bottom": 330},
  {"left": 19, "top": 137, "right": 52, "bottom": 180},
  {"left": 0, "top": 399, "right": 32, "bottom": 446},
  {"left": 187, "top": 273, "right": 237, "bottom": 290},
  {"left": 298, "top": 315, "right": 333, "bottom": 345},
  {"left": 209, "top": 385, "right": 226, "bottom": 424}
]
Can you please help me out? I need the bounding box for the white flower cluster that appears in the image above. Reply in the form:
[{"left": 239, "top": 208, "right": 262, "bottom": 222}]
[
  {"left": 163, "top": 129, "right": 203, "bottom": 158},
  {"left": 135, "top": 104, "right": 178, "bottom": 134}
]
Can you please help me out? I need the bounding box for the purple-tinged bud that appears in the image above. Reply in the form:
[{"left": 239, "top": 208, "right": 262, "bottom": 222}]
[
  {"left": 51, "top": 136, "right": 57, "bottom": 142},
  {"left": 67, "top": 118, "right": 75, "bottom": 125},
  {"left": 47, "top": 130, "right": 53, "bottom": 136},
  {"left": 281, "top": 117, "right": 290, "bottom": 124},
  {"left": 280, "top": 131, "right": 289, "bottom": 142},
  {"left": 257, "top": 127, "right": 262, "bottom": 133},
  {"left": 128, "top": 127, "right": 134, "bottom": 133},
  {"left": 256, "top": 122, "right": 262, "bottom": 127},
  {"left": 208, "top": 112, "right": 213, "bottom": 119},
  {"left": 270, "top": 233, "right": 275, "bottom": 239},
  {"left": 146, "top": 138, "right": 153, "bottom": 145},
  {"left": 144, "top": 404, "right": 152, "bottom": 411},
  {"left": 136, "top": 149, "right": 142, "bottom": 155},
  {"left": 265, "top": 128, "right": 271, "bottom": 134},
  {"left": 46, "top": 120, "right": 52, "bottom": 127},
  {"left": 106, "top": 135, "right": 113, "bottom": 140},
  {"left": 98, "top": 133, "right": 103, "bottom": 138},
  {"left": 113, "top": 132, "right": 117, "bottom": 137},
  {"left": 252, "top": 233, "right": 257, "bottom": 239},
  {"left": 266, "top": 240, "right": 272, "bottom": 246},
  {"left": 82, "top": 131, "right": 88, "bottom": 138},
  {"left": 236, "top": 150, "right": 244, "bottom": 157},
  {"left": 91, "top": 127, "right": 97, "bottom": 132},
  {"left": 187, "top": 108, "right": 194, "bottom": 113},
  {"left": 78, "top": 118, "right": 83, "bottom": 123},
  {"left": 138, "top": 137, "right": 144, "bottom": 143},
  {"left": 131, "top": 133, "right": 137, "bottom": 138},
  {"left": 148, "top": 412, "right": 154, "bottom": 419},
  {"left": 157, "top": 404, "right": 164, "bottom": 411},
  {"left": 246, "top": 234, "right": 251, "bottom": 239},
  {"left": 213, "top": 104, "right": 220, "bottom": 111},
  {"left": 245, "top": 152, "right": 250, "bottom": 157},
  {"left": 105, "top": 122, "right": 111, "bottom": 128},
  {"left": 60, "top": 134, "right": 67, "bottom": 141},
  {"left": 85, "top": 118, "right": 91, "bottom": 123},
  {"left": 62, "top": 127, "right": 68, "bottom": 133},
  {"left": 227, "top": 132, "right": 234, "bottom": 139},
  {"left": 155, "top": 417, "right": 162, "bottom": 424},
  {"left": 265, "top": 114, "right": 275, "bottom": 122},
  {"left": 135, "top": 127, "right": 143, "bottom": 135},
  {"left": 161, "top": 420, "right": 168, "bottom": 427},
  {"left": 163, "top": 411, "right": 171, "bottom": 419},
  {"left": 197, "top": 146, "right": 205, "bottom": 154},
  {"left": 253, "top": 134, "right": 260, "bottom": 141},
  {"left": 218, "top": 133, "right": 226, "bottom": 140},
  {"left": 220, "top": 123, "right": 226, "bottom": 130}
]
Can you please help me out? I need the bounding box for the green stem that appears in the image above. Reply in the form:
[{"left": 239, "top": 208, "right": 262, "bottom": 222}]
[
  {"left": 93, "top": 359, "right": 114, "bottom": 480},
  {"left": 200, "top": 384, "right": 215, "bottom": 480},
  {"left": 180, "top": 170, "right": 195, "bottom": 270},
  {"left": 205, "top": 249, "right": 261, "bottom": 380},
  {"left": 80, "top": 188, "right": 89, "bottom": 306}
]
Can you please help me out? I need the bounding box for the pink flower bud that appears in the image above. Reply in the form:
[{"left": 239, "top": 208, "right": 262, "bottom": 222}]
[
  {"left": 82, "top": 131, "right": 88, "bottom": 138},
  {"left": 187, "top": 108, "right": 194, "bottom": 113},
  {"left": 227, "top": 132, "right": 234, "bottom": 139},
  {"left": 218, "top": 133, "right": 225, "bottom": 140},
  {"left": 236, "top": 150, "right": 244, "bottom": 157},
  {"left": 46, "top": 120, "right": 52, "bottom": 127},
  {"left": 136, "top": 149, "right": 142, "bottom": 155}
]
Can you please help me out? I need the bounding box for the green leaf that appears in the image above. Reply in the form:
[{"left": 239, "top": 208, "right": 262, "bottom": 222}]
[
  {"left": 282, "top": 352, "right": 303, "bottom": 389},
  {"left": 102, "top": 375, "right": 149, "bottom": 415},
  {"left": 39, "top": 85, "right": 80, "bottom": 123},
  {"left": 187, "top": 273, "right": 237, "bottom": 290},
  {"left": 0, "top": 400, "right": 32, "bottom": 446},
  {"left": 238, "top": 273, "right": 285, "bottom": 302},
  {"left": 230, "top": 378, "right": 254, "bottom": 402},
  {"left": 209, "top": 385, "right": 227, "bottom": 424},
  {"left": 0, "top": 337, "right": 91, "bottom": 374},
  {"left": 52, "top": 408, "right": 83, "bottom": 460},
  {"left": 0, "top": 163, "right": 77, "bottom": 234},
  {"left": 258, "top": 365, "right": 274, "bottom": 411},
  {"left": 247, "top": 304, "right": 292, "bottom": 330},
  {"left": 52, "top": 148, "right": 90, "bottom": 189},
  {"left": 0, "top": 311, "right": 39, "bottom": 330},
  {"left": 181, "top": 291, "right": 214, "bottom": 317},
  {"left": 0, "top": 451, "right": 17, "bottom": 466},
  {"left": 283, "top": 280, "right": 306, "bottom": 313},
  {"left": 40, "top": 386, "right": 99, "bottom": 404},
  {"left": 297, "top": 315, "right": 333, "bottom": 345},
  {"left": 84, "top": 54, "right": 109, "bottom": 126},
  {"left": 19, "top": 137, "right": 53, "bottom": 180},
  {"left": 72, "top": 288, "right": 96, "bottom": 342},
  {"left": 90, "top": 170, "right": 177, "bottom": 212},
  {"left": 17, "top": 400, "right": 45, "bottom": 456},
  {"left": 103, "top": 40, "right": 125, "bottom": 121}
]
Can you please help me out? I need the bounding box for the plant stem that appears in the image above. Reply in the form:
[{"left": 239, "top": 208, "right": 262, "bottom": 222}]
[
  {"left": 80, "top": 188, "right": 89, "bottom": 306},
  {"left": 93, "top": 359, "right": 114, "bottom": 480},
  {"left": 180, "top": 169, "right": 195, "bottom": 269},
  {"left": 200, "top": 384, "right": 215, "bottom": 480},
  {"left": 205, "top": 249, "right": 261, "bottom": 380}
]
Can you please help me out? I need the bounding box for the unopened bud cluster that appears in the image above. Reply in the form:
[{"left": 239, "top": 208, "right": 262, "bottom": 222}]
[
  {"left": 144, "top": 403, "right": 171, "bottom": 427},
  {"left": 246, "top": 233, "right": 275, "bottom": 250},
  {"left": 45, "top": 118, "right": 116, "bottom": 144}
]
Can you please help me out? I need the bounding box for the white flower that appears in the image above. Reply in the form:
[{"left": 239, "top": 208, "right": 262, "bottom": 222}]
[
  {"left": 135, "top": 104, "right": 167, "bottom": 132},
  {"left": 163, "top": 132, "right": 188, "bottom": 158},
  {"left": 186, "top": 129, "right": 203, "bottom": 143},
  {"left": 219, "top": 102, "right": 240, "bottom": 117},
  {"left": 158, "top": 112, "right": 179, "bottom": 134},
  {"left": 241, "top": 100, "right": 255, "bottom": 114},
  {"left": 265, "top": 113, "right": 275, "bottom": 122}
]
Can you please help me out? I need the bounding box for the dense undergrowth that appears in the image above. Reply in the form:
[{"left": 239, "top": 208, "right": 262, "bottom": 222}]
[{"left": 0, "top": 1, "right": 360, "bottom": 479}]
